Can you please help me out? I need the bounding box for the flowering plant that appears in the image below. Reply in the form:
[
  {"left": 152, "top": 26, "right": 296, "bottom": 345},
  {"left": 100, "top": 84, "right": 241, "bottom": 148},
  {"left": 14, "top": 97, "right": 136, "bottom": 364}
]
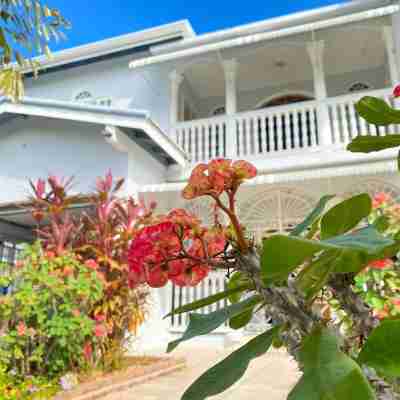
[
  {"left": 0, "top": 243, "right": 103, "bottom": 379},
  {"left": 29, "top": 172, "right": 152, "bottom": 368},
  {"left": 125, "top": 154, "right": 400, "bottom": 399}
]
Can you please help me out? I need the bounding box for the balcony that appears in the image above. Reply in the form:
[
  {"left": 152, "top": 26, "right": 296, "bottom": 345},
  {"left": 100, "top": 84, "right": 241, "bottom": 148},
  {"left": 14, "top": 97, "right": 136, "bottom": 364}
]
[{"left": 173, "top": 88, "right": 399, "bottom": 164}]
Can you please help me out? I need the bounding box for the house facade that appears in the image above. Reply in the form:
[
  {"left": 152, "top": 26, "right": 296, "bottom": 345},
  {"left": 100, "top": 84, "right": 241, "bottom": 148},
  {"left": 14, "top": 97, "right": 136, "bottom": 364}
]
[{"left": 1, "top": 0, "right": 400, "bottom": 348}]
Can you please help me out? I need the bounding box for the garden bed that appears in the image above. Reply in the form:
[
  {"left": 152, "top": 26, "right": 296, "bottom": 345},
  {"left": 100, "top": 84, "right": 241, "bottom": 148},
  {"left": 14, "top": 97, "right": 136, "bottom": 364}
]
[{"left": 54, "top": 356, "right": 186, "bottom": 400}]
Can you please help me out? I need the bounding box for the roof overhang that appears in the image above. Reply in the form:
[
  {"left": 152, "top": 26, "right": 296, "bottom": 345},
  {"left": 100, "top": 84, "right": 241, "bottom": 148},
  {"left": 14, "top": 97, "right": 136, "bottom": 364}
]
[
  {"left": 130, "top": 0, "right": 399, "bottom": 69},
  {"left": 0, "top": 97, "right": 188, "bottom": 167},
  {"left": 23, "top": 21, "right": 195, "bottom": 75}
]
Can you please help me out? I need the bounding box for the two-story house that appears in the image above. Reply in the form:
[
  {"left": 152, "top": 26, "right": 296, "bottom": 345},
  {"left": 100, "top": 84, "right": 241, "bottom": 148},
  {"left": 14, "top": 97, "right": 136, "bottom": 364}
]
[{"left": 0, "top": 0, "right": 400, "bottom": 347}]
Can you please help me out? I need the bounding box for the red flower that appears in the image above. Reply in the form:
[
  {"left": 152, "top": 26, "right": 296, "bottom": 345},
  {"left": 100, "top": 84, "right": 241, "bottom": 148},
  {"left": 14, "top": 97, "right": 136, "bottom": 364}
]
[
  {"left": 94, "top": 314, "right": 106, "bottom": 322},
  {"left": 393, "top": 85, "right": 400, "bottom": 98},
  {"left": 372, "top": 192, "right": 392, "bottom": 208},
  {"left": 83, "top": 342, "right": 92, "bottom": 362},
  {"left": 84, "top": 259, "right": 98, "bottom": 270},
  {"left": 368, "top": 258, "right": 394, "bottom": 270},
  {"left": 17, "top": 322, "right": 27, "bottom": 336},
  {"left": 63, "top": 266, "right": 74, "bottom": 277},
  {"left": 94, "top": 324, "right": 108, "bottom": 338}
]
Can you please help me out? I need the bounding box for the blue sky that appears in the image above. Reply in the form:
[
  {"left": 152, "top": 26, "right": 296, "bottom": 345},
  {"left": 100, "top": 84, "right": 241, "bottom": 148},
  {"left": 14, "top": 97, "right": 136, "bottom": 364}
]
[{"left": 49, "top": 0, "right": 348, "bottom": 50}]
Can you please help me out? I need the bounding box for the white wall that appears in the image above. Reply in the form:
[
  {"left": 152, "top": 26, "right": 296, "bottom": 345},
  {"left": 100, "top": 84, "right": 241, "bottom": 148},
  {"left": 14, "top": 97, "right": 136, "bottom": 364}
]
[
  {"left": 393, "top": 7, "right": 400, "bottom": 80},
  {"left": 24, "top": 53, "right": 173, "bottom": 136},
  {"left": 0, "top": 116, "right": 128, "bottom": 202}
]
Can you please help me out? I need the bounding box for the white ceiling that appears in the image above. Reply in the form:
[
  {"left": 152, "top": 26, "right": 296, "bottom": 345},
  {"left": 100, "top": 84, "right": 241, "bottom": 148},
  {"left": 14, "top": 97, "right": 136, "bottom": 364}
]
[{"left": 183, "top": 16, "right": 389, "bottom": 99}]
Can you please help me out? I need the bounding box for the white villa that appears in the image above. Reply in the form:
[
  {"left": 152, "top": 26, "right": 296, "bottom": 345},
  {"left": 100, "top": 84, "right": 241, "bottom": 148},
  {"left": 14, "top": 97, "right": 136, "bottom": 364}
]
[{"left": 0, "top": 0, "right": 400, "bottom": 347}]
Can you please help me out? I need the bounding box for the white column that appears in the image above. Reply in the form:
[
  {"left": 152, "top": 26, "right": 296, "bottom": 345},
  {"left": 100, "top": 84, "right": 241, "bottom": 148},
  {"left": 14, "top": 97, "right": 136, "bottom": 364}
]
[
  {"left": 392, "top": 11, "right": 400, "bottom": 82},
  {"left": 222, "top": 59, "right": 238, "bottom": 158},
  {"left": 169, "top": 70, "right": 184, "bottom": 127},
  {"left": 307, "top": 40, "right": 332, "bottom": 147},
  {"left": 383, "top": 25, "right": 400, "bottom": 86}
]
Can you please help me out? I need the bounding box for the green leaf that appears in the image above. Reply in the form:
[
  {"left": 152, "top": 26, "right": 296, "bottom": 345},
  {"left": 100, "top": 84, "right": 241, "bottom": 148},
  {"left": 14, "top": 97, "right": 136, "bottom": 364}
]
[
  {"left": 261, "top": 227, "right": 393, "bottom": 283},
  {"left": 227, "top": 271, "right": 251, "bottom": 304},
  {"left": 354, "top": 96, "right": 400, "bottom": 126},
  {"left": 359, "top": 319, "right": 400, "bottom": 378},
  {"left": 229, "top": 306, "right": 255, "bottom": 330},
  {"left": 167, "top": 295, "right": 262, "bottom": 353},
  {"left": 164, "top": 282, "right": 253, "bottom": 318},
  {"left": 290, "top": 195, "right": 335, "bottom": 237},
  {"left": 373, "top": 215, "right": 390, "bottom": 233},
  {"left": 288, "top": 327, "right": 376, "bottom": 400},
  {"left": 296, "top": 250, "right": 338, "bottom": 300},
  {"left": 320, "top": 194, "right": 371, "bottom": 239},
  {"left": 181, "top": 327, "right": 279, "bottom": 400},
  {"left": 348, "top": 135, "right": 400, "bottom": 154}
]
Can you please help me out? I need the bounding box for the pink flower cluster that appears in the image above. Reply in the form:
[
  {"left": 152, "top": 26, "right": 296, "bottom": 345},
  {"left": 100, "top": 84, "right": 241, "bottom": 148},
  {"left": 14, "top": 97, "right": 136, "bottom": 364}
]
[
  {"left": 128, "top": 209, "right": 226, "bottom": 288},
  {"left": 182, "top": 159, "right": 257, "bottom": 200}
]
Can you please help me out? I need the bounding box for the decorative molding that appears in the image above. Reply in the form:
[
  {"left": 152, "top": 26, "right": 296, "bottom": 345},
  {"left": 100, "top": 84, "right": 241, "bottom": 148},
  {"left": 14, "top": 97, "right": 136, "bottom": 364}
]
[{"left": 254, "top": 90, "right": 314, "bottom": 110}]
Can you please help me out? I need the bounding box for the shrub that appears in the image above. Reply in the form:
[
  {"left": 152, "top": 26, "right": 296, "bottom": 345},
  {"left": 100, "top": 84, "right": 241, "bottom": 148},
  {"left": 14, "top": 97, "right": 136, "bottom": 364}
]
[
  {"left": 29, "top": 173, "right": 152, "bottom": 368},
  {"left": 0, "top": 243, "right": 103, "bottom": 379}
]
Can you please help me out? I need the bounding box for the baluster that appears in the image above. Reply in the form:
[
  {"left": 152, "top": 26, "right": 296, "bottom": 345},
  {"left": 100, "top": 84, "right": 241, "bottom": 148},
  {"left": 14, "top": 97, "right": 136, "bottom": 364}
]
[
  {"left": 347, "top": 101, "right": 358, "bottom": 141},
  {"left": 218, "top": 122, "right": 224, "bottom": 157},
  {"left": 358, "top": 105, "right": 369, "bottom": 136},
  {"left": 243, "top": 117, "right": 250, "bottom": 156},
  {"left": 300, "top": 109, "right": 308, "bottom": 148},
  {"left": 175, "top": 128, "right": 181, "bottom": 147},
  {"left": 237, "top": 118, "right": 244, "bottom": 157},
  {"left": 282, "top": 111, "right": 290, "bottom": 150},
  {"left": 339, "top": 102, "right": 350, "bottom": 144},
  {"left": 310, "top": 107, "right": 318, "bottom": 147},
  {"left": 193, "top": 125, "right": 198, "bottom": 163},
  {"left": 292, "top": 110, "right": 300, "bottom": 150},
  {"left": 204, "top": 124, "right": 210, "bottom": 161},
  {"left": 329, "top": 103, "right": 340, "bottom": 144},
  {"left": 267, "top": 114, "right": 273, "bottom": 152},
  {"left": 275, "top": 113, "right": 283, "bottom": 151},
  {"left": 211, "top": 124, "right": 217, "bottom": 159},
  {"left": 260, "top": 116, "right": 267, "bottom": 154}
]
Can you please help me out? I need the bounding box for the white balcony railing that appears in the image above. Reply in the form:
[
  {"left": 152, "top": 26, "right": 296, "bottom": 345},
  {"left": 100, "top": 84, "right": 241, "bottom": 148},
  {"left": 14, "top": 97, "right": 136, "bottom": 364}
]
[
  {"left": 174, "top": 88, "right": 399, "bottom": 164},
  {"left": 168, "top": 271, "right": 229, "bottom": 332}
]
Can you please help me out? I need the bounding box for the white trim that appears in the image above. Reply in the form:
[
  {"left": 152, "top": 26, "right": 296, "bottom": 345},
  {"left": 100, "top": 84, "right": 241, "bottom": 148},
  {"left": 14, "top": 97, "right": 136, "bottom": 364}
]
[
  {"left": 151, "top": 0, "right": 394, "bottom": 55},
  {"left": 131, "top": 4, "right": 399, "bottom": 69},
  {"left": 23, "top": 21, "right": 195, "bottom": 73},
  {"left": 0, "top": 97, "right": 188, "bottom": 167},
  {"left": 254, "top": 90, "right": 315, "bottom": 109}
]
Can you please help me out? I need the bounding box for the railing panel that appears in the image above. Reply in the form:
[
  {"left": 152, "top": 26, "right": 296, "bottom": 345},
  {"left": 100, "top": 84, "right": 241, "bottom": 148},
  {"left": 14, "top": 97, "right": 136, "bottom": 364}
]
[
  {"left": 326, "top": 88, "right": 400, "bottom": 146},
  {"left": 168, "top": 271, "right": 229, "bottom": 332},
  {"left": 174, "top": 88, "right": 398, "bottom": 163}
]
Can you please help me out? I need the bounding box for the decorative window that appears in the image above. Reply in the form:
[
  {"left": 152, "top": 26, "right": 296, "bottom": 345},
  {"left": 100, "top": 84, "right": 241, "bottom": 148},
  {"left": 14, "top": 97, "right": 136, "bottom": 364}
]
[
  {"left": 348, "top": 82, "right": 371, "bottom": 93},
  {"left": 210, "top": 106, "right": 225, "bottom": 116},
  {"left": 73, "top": 92, "right": 112, "bottom": 107},
  {"left": 74, "top": 91, "right": 93, "bottom": 102}
]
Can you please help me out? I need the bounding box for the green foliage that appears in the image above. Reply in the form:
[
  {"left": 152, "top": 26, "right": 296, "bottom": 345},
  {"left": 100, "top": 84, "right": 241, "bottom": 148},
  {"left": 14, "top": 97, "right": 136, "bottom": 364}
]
[
  {"left": 181, "top": 327, "right": 279, "bottom": 400},
  {"left": 320, "top": 194, "right": 372, "bottom": 239},
  {"left": 359, "top": 320, "right": 400, "bottom": 378},
  {"left": 261, "top": 226, "right": 393, "bottom": 283},
  {"left": 290, "top": 194, "right": 335, "bottom": 237},
  {"left": 0, "top": 365, "right": 58, "bottom": 399},
  {"left": 0, "top": 243, "right": 103, "bottom": 379},
  {"left": 0, "top": 0, "right": 70, "bottom": 100},
  {"left": 167, "top": 295, "right": 262, "bottom": 353},
  {"left": 288, "top": 327, "right": 376, "bottom": 400}
]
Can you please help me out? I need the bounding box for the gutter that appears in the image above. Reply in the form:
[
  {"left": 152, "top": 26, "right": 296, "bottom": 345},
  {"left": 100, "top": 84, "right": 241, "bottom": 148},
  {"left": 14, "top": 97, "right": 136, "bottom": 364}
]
[
  {"left": 130, "top": 4, "right": 399, "bottom": 69},
  {"left": 0, "top": 96, "right": 188, "bottom": 167},
  {"left": 151, "top": 0, "right": 393, "bottom": 55}
]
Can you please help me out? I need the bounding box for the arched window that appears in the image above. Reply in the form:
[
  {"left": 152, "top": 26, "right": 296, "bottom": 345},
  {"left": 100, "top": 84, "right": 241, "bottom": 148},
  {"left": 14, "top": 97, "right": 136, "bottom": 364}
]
[
  {"left": 348, "top": 82, "right": 372, "bottom": 93},
  {"left": 210, "top": 105, "right": 226, "bottom": 117}
]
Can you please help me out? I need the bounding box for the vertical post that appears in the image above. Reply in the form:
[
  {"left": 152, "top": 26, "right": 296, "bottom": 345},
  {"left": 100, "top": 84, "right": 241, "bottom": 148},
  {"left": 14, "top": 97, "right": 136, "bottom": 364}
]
[
  {"left": 392, "top": 10, "right": 400, "bottom": 83},
  {"left": 383, "top": 25, "right": 400, "bottom": 86},
  {"left": 169, "top": 70, "right": 184, "bottom": 127},
  {"left": 307, "top": 40, "right": 332, "bottom": 147},
  {"left": 222, "top": 59, "right": 238, "bottom": 158}
]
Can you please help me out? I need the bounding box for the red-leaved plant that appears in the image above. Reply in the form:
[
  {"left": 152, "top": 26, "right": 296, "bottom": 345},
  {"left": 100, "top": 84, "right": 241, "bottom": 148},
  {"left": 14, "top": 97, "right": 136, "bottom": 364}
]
[{"left": 29, "top": 172, "right": 154, "bottom": 368}]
